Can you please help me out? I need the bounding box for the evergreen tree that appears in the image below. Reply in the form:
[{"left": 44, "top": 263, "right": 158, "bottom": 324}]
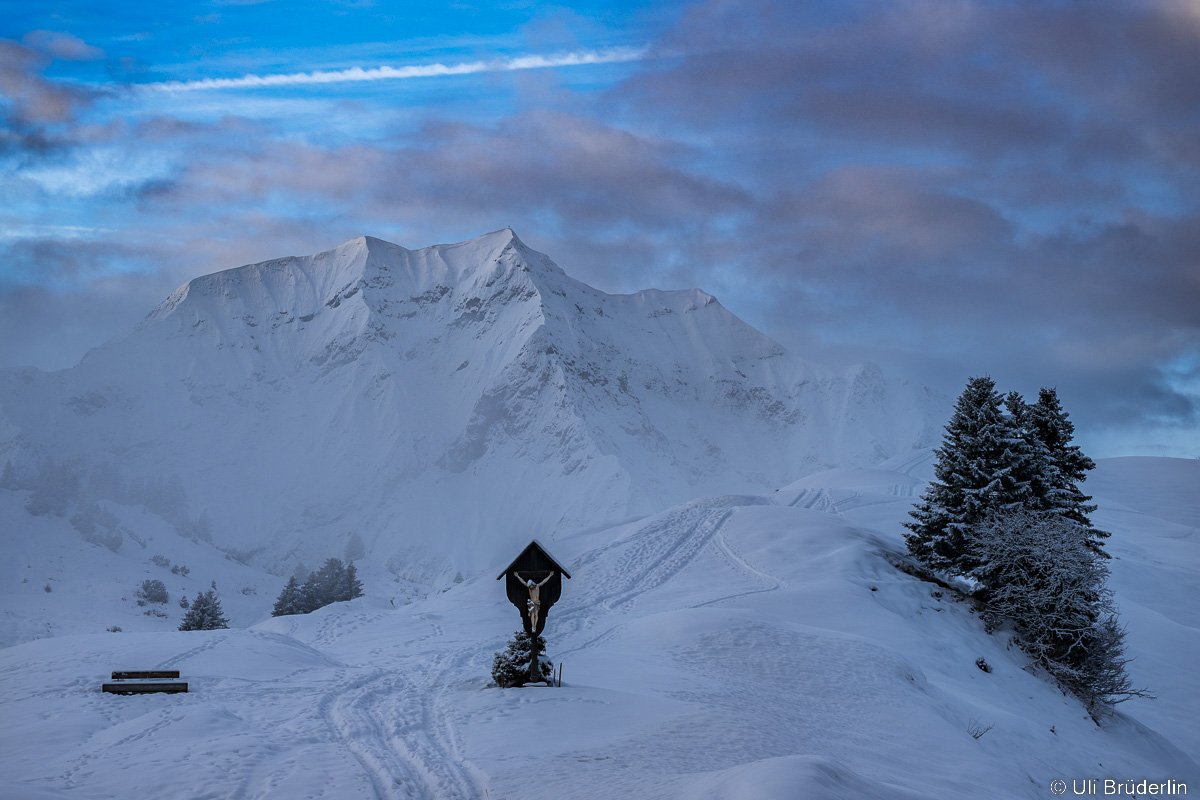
[
  {"left": 271, "top": 575, "right": 303, "bottom": 617},
  {"left": 491, "top": 631, "right": 553, "bottom": 687},
  {"left": 179, "top": 588, "right": 229, "bottom": 631},
  {"left": 304, "top": 558, "right": 344, "bottom": 607},
  {"left": 969, "top": 510, "right": 1144, "bottom": 716},
  {"left": 905, "top": 376, "right": 1032, "bottom": 573},
  {"left": 341, "top": 562, "right": 364, "bottom": 602},
  {"left": 293, "top": 557, "right": 363, "bottom": 612},
  {"left": 1028, "top": 388, "right": 1108, "bottom": 555},
  {"left": 1000, "top": 391, "right": 1052, "bottom": 510}
]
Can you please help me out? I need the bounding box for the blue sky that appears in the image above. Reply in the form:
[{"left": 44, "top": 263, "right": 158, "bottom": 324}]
[{"left": 2, "top": 0, "right": 1198, "bottom": 457}]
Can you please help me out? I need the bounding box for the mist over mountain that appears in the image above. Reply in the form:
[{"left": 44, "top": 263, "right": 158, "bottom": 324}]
[{"left": 0, "top": 229, "right": 938, "bottom": 586}]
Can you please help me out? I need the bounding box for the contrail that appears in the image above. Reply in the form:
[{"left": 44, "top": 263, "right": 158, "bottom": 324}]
[{"left": 143, "top": 46, "right": 648, "bottom": 92}]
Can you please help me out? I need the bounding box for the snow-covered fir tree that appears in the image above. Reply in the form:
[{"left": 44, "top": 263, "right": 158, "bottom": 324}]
[
  {"left": 491, "top": 631, "right": 553, "bottom": 688},
  {"left": 905, "top": 376, "right": 1031, "bottom": 573},
  {"left": 1028, "top": 387, "right": 1109, "bottom": 556},
  {"left": 969, "top": 510, "right": 1142, "bottom": 717},
  {"left": 341, "top": 562, "right": 364, "bottom": 602},
  {"left": 276, "top": 558, "right": 364, "bottom": 615},
  {"left": 179, "top": 588, "right": 229, "bottom": 631},
  {"left": 298, "top": 560, "right": 336, "bottom": 612},
  {"left": 1002, "top": 391, "right": 1057, "bottom": 510},
  {"left": 271, "top": 575, "right": 303, "bottom": 617}
]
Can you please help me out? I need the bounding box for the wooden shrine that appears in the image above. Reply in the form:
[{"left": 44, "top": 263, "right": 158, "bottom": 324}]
[{"left": 497, "top": 539, "right": 571, "bottom": 636}]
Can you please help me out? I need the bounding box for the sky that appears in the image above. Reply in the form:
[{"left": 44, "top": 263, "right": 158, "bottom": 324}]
[{"left": 1, "top": 0, "right": 1197, "bottom": 458}]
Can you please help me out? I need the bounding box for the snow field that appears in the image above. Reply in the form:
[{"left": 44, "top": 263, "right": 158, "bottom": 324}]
[{"left": 1, "top": 456, "right": 1196, "bottom": 799}]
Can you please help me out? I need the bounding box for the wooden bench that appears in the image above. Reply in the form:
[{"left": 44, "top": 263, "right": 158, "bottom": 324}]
[
  {"left": 111, "top": 670, "right": 180, "bottom": 680},
  {"left": 103, "top": 670, "right": 188, "bottom": 695}
]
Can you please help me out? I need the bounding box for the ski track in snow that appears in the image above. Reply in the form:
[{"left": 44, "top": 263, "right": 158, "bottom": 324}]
[
  {"left": 828, "top": 492, "right": 899, "bottom": 515},
  {"left": 691, "top": 528, "right": 785, "bottom": 609},
  {"left": 891, "top": 449, "right": 935, "bottom": 477},
  {"left": 312, "top": 614, "right": 487, "bottom": 800},
  {"left": 554, "top": 495, "right": 785, "bottom": 658},
  {"left": 156, "top": 632, "right": 231, "bottom": 669},
  {"left": 787, "top": 488, "right": 833, "bottom": 510},
  {"left": 321, "top": 669, "right": 424, "bottom": 799}
]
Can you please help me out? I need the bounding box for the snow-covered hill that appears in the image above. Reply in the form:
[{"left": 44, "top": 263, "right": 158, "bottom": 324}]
[
  {"left": 0, "top": 455, "right": 1194, "bottom": 799},
  {"left": 0, "top": 229, "right": 937, "bottom": 604}
]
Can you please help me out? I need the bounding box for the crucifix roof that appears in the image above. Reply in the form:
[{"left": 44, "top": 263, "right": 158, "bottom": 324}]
[{"left": 496, "top": 539, "right": 572, "bottom": 580}]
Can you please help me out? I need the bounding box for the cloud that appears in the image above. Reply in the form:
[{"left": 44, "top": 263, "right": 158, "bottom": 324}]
[
  {"left": 141, "top": 47, "right": 649, "bottom": 92},
  {"left": 0, "top": 40, "right": 98, "bottom": 127},
  {"left": 136, "top": 111, "right": 751, "bottom": 239},
  {"left": 0, "top": 33, "right": 107, "bottom": 159},
  {"left": 22, "top": 30, "right": 104, "bottom": 61},
  {"left": 625, "top": 0, "right": 1200, "bottom": 171}
]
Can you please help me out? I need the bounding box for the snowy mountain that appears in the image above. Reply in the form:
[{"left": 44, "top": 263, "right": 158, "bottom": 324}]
[{"left": 0, "top": 229, "right": 937, "bottom": 593}]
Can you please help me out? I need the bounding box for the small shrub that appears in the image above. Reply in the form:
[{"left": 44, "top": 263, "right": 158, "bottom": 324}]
[
  {"left": 144, "top": 608, "right": 168, "bottom": 618},
  {"left": 43, "top": 583, "right": 52, "bottom": 593},
  {"left": 107, "top": 625, "right": 122, "bottom": 633},
  {"left": 179, "top": 595, "right": 189, "bottom": 609},
  {"left": 975, "top": 657, "right": 992, "bottom": 673},
  {"left": 137, "top": 578, "right": 168, "bottom": 605},
  {"left": 151, "top": 554, "right": 171, "bottom": 568}
]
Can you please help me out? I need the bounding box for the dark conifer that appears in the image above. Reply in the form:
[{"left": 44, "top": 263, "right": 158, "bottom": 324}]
[
  {"left": 491, "top": 631, "right": 553, "bottom": 687},
  {"left": 342, "top": 562, "right": 364, "bottom": 602},
  {"left": 179, "top": 588, "right": 229, "bottom": 631},
  {"left": 1028, "top": 388, "right": 1108, "bottom": 555},
  {"left": 271, "top": 575, "right": 303, "bottom": 616},
  {"left": 905, "top": 376, "right": 1030, "bottom": 573}
]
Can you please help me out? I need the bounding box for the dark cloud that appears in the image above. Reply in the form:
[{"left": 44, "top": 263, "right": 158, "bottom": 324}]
[
  {"left": 137, "top": 111, "right": 752, "bottom": 240},
  {"left": 0, "top": 38, "right": 101, "bottom": 127},
  {"left": 602, "top": 0, "right": 1200, "bottom": 453},
  {"left": 0, "top": 237, "right": 150, "bottom": 286},
  {"left": 631, "top": 0, "right": 1200, "bottom": 173},
  {"left": 0, "top": 33, "right": 109, "bottom": 163}
]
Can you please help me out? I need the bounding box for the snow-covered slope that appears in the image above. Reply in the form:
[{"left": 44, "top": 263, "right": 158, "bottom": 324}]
[
  {"left": 0, "top": 455, "right": 1193, "bottom": 799},
  {"left": 0, "top": 230, "right": 937, "bottom": 600}
]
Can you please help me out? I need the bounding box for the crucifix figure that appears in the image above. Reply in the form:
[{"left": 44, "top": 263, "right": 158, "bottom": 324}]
[{"left": 514, "top": 571, "right": 552, "bottom": 633}]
